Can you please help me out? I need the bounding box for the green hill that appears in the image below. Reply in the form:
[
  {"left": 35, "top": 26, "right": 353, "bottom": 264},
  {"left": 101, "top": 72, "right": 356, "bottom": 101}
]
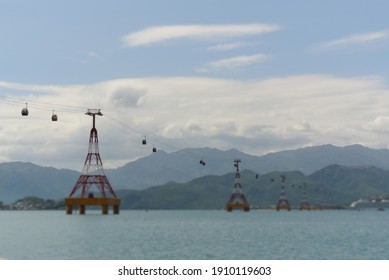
[
  {"left": 117, "top": 165, "right": 389, "bottom": 210},
  {"left": 309, "top": 164, "right": 389, "bottom": 203}
]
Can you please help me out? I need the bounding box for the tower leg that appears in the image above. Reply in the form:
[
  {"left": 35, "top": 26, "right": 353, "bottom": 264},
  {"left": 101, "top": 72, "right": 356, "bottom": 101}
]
[
  {"left": 102, "top": 204, "right": 109, "bottom": 215},
  {"left": 79, "top": 205, "right": 86, "bottom": 215},
  {"left": 66, "top": 205, "right": 73, "bottom": 215},
  {"left": 113, "top": 205, "right": 120, "bottom": 214}
]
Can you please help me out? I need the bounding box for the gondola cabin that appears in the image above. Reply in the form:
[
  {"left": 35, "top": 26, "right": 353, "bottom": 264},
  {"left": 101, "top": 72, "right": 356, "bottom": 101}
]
[
  {"left": 51, "top": 111, "right": 58, "bottom": 121},
  {"left": 152, "top": 146, "right": 157, "bottom": 153},
  {"left": 142, "top": 137, "right": 147, "bottom": 145},
  {"left": 21, "top": 104, "right": 28, "bottom": 116}
]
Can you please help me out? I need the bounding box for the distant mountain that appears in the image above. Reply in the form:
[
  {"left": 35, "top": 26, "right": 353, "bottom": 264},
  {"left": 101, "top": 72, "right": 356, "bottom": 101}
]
[
  {"left": 106, "top": 147, "right": 256, "bottom": 190},
  {"left": 107, "top": 144, "right": 389, "bottom": 190},
  {"left": 309, "top": 164, "right": 389, "bottom": 202},
  {"left": 260, "top": 144, "right": 389, "bottom": 174},
  {"left": 2, "top": 144, "right": 389, "bottom": 204},
  {"left": 0, "top": 162, "right": 79, "bottom": 203}
]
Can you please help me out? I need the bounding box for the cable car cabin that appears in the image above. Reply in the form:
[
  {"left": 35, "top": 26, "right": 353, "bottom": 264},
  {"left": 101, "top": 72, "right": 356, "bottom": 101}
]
[
  {"left": 152, "top": 147, "right": 157, "bottom": 153},
  {"left": 51, "top": 110, "right": 58, "bottom": 121},
  {"left": 199, "top": 160, "right": 206, "bottom": 166},
  {"left": 142, "top": 138, "right": 147, "bottom": 145},
  {"left": 21, "top": 107, "right": 29, "bottom": 116}
]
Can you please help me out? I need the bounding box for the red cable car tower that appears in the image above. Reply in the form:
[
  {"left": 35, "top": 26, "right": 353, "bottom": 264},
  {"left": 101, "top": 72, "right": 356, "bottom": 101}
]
[
  {"left": 65, "top": 109, "right": 120, "bottom": 215},
  {"left": 299, "top": 183, "right": 310, "bottom": 210},
  {"left": 276, "top": 175, "right": 291, "bottom": 211},
  {"left": 226, "top": 159, "right": 250, "bottom": 212}
]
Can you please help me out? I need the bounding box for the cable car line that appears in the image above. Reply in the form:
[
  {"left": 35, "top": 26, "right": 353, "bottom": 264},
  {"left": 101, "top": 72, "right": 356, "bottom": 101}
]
[
  {"left": 0, "top": 94, "right": 264, "bottom": 177},
  {"left": 0, "top": 95, "right": 86, "bottom": 112}
]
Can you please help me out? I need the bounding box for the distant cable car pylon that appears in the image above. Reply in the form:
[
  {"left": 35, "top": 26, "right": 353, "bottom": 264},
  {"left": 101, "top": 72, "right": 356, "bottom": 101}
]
[
  {"left": 299, "top": 183, "right": 310, "bottom": 210},
  {"left": 276, "top": 175, "right": 291, "bottom": 211},
  {"left": 226, "top": 159, "right": 250, "bottom": 212}
]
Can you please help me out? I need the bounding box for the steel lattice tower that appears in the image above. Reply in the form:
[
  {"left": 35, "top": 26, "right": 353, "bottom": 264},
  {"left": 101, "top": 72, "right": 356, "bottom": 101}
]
[
  {"left": 65, "top": 109, "right": 120, "bottom": 214},
  {"left": 299, "top": 183, "right": 310, "bottom": 210},
  {"left": 226, "top": 159, "right": 250, "bottom": 212},
  {"left": 276, "top": 175, "right": 291, "bottom": 211}
]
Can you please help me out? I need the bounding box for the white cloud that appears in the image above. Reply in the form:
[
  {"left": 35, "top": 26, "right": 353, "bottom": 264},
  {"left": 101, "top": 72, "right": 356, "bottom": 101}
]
[
  {"left": 363, "top": 115, "right": 389, "bottom": 133},
  {"left": 207, "top": 42, "right": 252, "bottom": 51},
  {"left": 316, "top": 30, "right": 389, "bottom": 50},
  {"left": 197, "top": 54, "right": 270, "bottom": 72},
  {"left": 0, "top": 74, "right": 389, "bottom": 170},
  {"left": 121, "top": 23, "right": 280, "bottom": 47}
]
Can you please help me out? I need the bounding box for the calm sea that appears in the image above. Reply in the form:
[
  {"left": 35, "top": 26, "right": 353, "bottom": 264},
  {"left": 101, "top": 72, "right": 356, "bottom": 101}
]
[{"left": 1, "top": 209, "right": 388, "bottom": 260}]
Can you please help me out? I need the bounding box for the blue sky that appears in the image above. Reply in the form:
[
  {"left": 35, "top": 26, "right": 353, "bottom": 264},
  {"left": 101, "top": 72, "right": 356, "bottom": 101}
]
[
  {"left": 2, "top": 0, "right": 388, "bottom": 83},
  {"left": 0, "top": 0, "right": 389, "bottom": 170}
]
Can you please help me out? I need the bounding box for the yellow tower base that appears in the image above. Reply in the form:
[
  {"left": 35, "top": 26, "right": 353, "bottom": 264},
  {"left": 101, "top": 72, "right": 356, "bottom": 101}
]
[
  {"left": 226, "top": 203, "right": 250, "bottom": 212},
  {"left": 276, "top": 204, "right": 291, "bottom": 211},
  {"left": 65, "top": 198, "right": 120, "bottom": 215}
]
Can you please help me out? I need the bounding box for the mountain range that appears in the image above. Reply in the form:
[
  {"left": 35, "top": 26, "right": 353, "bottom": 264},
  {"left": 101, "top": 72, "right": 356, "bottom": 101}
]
[
  {"left": 0, "top": 162, "right": 79, "bottom": 203},
  {"left": 1, "top": 144, "right": 389, "bottom": 206},
  {"left": 106, "top": 144, "right": 389, "bottom": 190}
]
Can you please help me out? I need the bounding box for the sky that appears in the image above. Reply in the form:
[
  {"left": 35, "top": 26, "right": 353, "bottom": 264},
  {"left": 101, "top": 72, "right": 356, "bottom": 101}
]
[{"left": 0, "top": 0, "right": 389, "bottom": 171}]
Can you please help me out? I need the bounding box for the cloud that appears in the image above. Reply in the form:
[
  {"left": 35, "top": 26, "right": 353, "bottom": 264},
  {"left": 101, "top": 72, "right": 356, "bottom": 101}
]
[
  {"left": 363, "top": 115, "right": 389, "bottom": 133},
  {"left": 87, "top": 51, "right": 99, "bottom": 57},
  {"left": 315, "top": 30, "right": 389, "bottom": 50},
  {"left": 207, "top": 42, "right": 252, "bottom": 51},
  {"left": 121, "top": 23, "right": 280, "bottom": 47},
  {"left": 0, "top": 74, "right": 389, "bottom": 170},
  {"left": 110, "top": 87, "right": 146, "bottom": 108},
  {"left": 197, "top": 54, "right": 270, "bottom": 72}
]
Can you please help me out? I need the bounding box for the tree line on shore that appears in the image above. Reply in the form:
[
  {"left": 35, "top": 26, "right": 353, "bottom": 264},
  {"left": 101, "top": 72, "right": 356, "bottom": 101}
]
[{"left": 0, "top": 196, "right": 64, "bottom": 210}]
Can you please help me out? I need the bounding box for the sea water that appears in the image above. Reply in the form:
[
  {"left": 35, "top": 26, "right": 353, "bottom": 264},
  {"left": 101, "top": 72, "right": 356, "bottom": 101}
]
[{"left": 1, "top": 209, "right": 389, "bottom": 260}]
